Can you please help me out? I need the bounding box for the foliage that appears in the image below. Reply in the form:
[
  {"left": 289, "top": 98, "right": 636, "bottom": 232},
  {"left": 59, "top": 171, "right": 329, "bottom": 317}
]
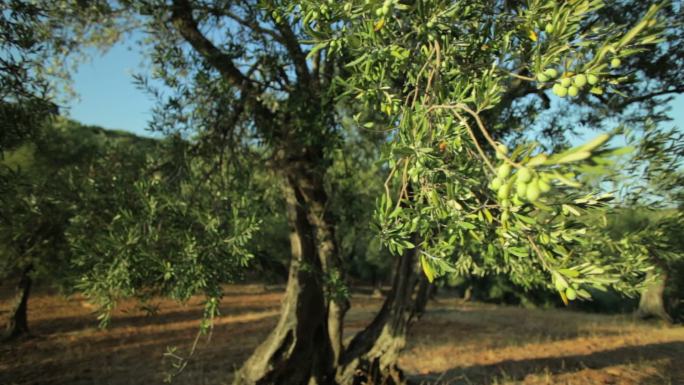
[
  {"left": 0, "top": 119, "right": 145, "bottom": 290},
  {"left": 305, "top": 0, "right": 671, "bottom": 302},
  {"left": 64, "top": 134, "right": 260, "bottom": 327},
  {"left": 0, "top": 0, "right": 58, "bottom": 153},
  {"left": 3, "top": 5, "right": 682, "bottom": 380}
]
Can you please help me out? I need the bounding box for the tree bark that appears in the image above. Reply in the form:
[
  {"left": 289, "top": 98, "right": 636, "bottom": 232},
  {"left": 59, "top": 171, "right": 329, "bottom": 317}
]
[
  {"left": 3, "top": 265, "right": 32, "bottom": 341},
  {"left": 336, "top": 242, "right": 430, "bottom": 385},
  {"left": 299, "top": 171, "right": 350, "bottom": 367},
  {"left": 233, "top": 166, "right": 348, "bottom": 385},
  {"left": 233, "top": 176, "right": 333, "bottom": 385},
  {"left": 636, "top": 271, "right": 672, "bottom": 323}
]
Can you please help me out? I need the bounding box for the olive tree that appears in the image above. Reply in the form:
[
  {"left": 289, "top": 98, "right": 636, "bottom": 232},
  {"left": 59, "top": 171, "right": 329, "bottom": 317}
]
[{"left": 17, "top": 0, "right": 683, "bottom": 383}]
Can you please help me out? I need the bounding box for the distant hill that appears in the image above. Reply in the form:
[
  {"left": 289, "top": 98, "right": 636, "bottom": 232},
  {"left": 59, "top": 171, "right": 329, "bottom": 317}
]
[{"left": 0, "top": 117, "right": 158, "bottom": 173}]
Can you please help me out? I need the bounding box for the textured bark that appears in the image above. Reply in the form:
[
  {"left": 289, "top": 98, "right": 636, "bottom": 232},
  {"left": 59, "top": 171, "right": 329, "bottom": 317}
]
[
  {"left": 300, "top": 173, "right": 350, "bottom": 367},
  {"left": 3, "top": 265, "right": 32, "bottom": 341},
  {"left": 233, "top": 177, "right": 333, "bottom": 385},
  {"left": 636, "top": 271, "right": 672, "bottom": 323},
  {"left": 337, "top": 243, "right": 430, "bottom": 385}
]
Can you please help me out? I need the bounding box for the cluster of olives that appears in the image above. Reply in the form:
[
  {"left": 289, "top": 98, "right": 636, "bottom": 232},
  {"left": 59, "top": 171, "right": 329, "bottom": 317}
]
[
  {"left": 489, "top": 145, "right": 553, "bottom": 214},
  {"left": 538, "top": 54, "right": 623, "bottom": 99},
  {"left": 490, "top": 163, "right": 551, "bottom": 206},
  {"left": 543, "top": 71, "right": 600, "bottom": 98}
]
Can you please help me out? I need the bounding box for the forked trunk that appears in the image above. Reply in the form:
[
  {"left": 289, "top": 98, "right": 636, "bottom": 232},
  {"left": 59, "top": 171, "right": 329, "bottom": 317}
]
[
  {"left": 233, "top": 177, "right": 334, "bottom": 385},
  {"left": 3, "top": 265, "right": 32, "bottom": 341},
  {"left": 337, "top": 242, "right": 430, "bottom": 385},
  {"left": 235, "top": 159, "right": 420, "bottom": 385},
  {"left": 636, "top": 271, "right": 672, "bottom": 323},
  {"left": 301, "top": 176, "right": 350, "bottom": 367}
]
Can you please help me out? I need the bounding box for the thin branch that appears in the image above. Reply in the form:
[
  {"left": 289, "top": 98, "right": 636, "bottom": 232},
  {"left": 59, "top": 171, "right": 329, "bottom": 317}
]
[
  {"left": 428, "top": 103, "right": 523, "bottom": 168},
  {"left": 454, "top": 111, "right": 495, "bottom": 173},
  {"left": 224, "top": 10, "right": 282, "bottom": 41},
  {"left": 613, "top": 86, "right": 684, "bottom": 110},
  {"left": 170, "top": 0, "right": 254, "bottom": 94},
  {"left": 527, "top": 234, "right": 552, "bottom": 272},
  {"left": 497, "top": 67, "right": 536, "bottom": 82},
  {"left": 264, "top": 3, "right": 312, "bottom": 88}
]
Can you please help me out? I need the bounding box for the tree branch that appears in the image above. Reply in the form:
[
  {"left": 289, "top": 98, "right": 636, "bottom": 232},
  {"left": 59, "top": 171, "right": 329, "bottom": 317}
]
[
  {"left": 170, "top": 0, "right": 254, "bottom": 94},
  {"left": 265, "top": 7, "right": 312, "bottom": 88},
  {"left": 613, "top": 86, "right": 684, "bottom": 110}
]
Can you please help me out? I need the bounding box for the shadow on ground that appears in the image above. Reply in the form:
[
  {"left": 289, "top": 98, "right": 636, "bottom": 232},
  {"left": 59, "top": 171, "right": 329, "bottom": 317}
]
[{"left": 409, "top": 341, "right": 683, "bottom": 385}]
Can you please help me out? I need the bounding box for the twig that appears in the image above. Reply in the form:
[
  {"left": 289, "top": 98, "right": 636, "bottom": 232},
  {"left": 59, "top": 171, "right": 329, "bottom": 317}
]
[
  {"left": 427, "top": 103, "right": 523, "bottom": 168},
  {"left": 527, "top": 234, "right": 552, "bottom": 272},
  {"left": 454, "top": 111, "right": 496, "bottom": 173},
  {"left": 497, "top": 67, "right": 536, "bottom": 81}
]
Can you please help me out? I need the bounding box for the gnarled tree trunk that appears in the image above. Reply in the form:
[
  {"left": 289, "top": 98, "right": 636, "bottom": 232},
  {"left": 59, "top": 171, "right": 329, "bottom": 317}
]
[
  {"left": 337, "top": 242, "right": 430, "bottom": 385},
  {"left": 636, "top": 271, "right": 672, "bottom": 323},
  {"left": 3, "top": 265, "right": 32, "bottom": 341},
  {"left": 233, "top": 175, "right": 332, "bottom": 385},
  {"left": 234, "top": 165, "right": 347, "bottom": 385},
  {"left": 297, "top": 167, "right": 350, "bottom": 367}
]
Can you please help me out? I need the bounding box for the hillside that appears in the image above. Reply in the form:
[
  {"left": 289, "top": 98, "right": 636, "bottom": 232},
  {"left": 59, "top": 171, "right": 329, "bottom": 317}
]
[{"left": 0, "top": 117, "right": 158, "bottom": 173}]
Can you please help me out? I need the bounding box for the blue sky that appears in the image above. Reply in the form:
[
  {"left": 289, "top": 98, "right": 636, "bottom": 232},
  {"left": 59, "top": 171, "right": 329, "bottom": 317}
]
[
  {"left": 65, "top": 43, "right": 155, "bottom": 136},
  {"left": 65, "top": 42, "right": 684, "bottom": 137}
]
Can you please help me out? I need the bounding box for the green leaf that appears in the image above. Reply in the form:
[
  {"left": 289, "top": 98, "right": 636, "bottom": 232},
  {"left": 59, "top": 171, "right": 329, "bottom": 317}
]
[{"left": 420, "top": 253, "right": 435, "bottom": 283}]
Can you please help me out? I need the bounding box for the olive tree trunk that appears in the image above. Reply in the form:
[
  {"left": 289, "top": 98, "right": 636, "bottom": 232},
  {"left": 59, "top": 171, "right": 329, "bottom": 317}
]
[
  {"left": 636, "top": 271, "right": 672, "bottom": 323},
  {"left": 233, "top": 167, "right": 347, "bottom": 385},
  {"left": 3, "top": 265, "right": 32, "bottom": 341},
  {"left": 336, "top": 242, "right": 430, "bottom": 385}
]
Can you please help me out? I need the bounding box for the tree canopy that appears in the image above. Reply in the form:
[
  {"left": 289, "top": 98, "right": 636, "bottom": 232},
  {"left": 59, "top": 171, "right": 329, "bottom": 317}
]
[{"left": 1, "top": 0, "right": 682, "bottom": 383}]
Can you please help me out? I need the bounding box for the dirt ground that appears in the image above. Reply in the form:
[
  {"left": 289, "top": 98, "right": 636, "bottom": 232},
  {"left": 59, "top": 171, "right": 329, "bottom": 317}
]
[{"left": 1, "top": 285, "right": 682, "bottom": 385}]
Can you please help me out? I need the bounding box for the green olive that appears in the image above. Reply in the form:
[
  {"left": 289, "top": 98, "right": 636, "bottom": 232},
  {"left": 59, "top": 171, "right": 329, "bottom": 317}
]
[
  {"left": 517, "top": 167, "right": 532, "bottom": 183},
  {"left": 552, "top": 83, "right": 568, "bottom": 97},
  {"left": 497, "top": 163, "right": 512, "bottom": 178},
  {"left": 565, "top": 287, "right": 577, "bottom": 300},
  {"left": 560, "top": 78, "right": 572, "bottom": 88},
  {"left": 526, "top": 182, "right": 541, "bottom": 201},
  {"left": 545, "top": 24, "right": 554, "bottom": 34},
  {"left": 610, "top": 58, "right": 621, "bottom": 68},
  {"left": 497, "top": 183, "right": 511, "bottom": 199},
  {"left": 495, "top": 144, "right": 508, "bottom": 159},
  {"left": 516, "top": 180, "right": 527, "bottom": 197},
  {"left": 567, "top": 85, "right": 579, "bottom": 97},
  {"left": 587, "top": 74, "right": 599, "bottom": 85},
  {"left": 544, "top": 68, "right": 558, "bottom": 78},
  {"left": 538, "top": 179, "right": 551, "bottom": 192},
  {"left": 490, "top": 177, "right": 503, "bottom": 191},
  {"left": 536, "top": 73, "right": 549, "bottom": 82},
  {"left": 574, "top": 74, "right": 587, "bottom": 88}
]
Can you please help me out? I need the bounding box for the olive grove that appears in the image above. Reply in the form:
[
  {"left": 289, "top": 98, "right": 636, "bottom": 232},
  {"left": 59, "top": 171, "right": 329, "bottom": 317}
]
[{"left": 1, "top": 0, "right": 683, "bottom": 384}]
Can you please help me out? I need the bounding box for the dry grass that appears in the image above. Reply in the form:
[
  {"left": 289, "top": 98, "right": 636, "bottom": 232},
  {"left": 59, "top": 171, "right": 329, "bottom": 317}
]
[
  {"left": 0, "top": 285, "right": 682, "bottom": 385},
  {"left": 402, "top": 299, "right": 683, "bottom": 385}
]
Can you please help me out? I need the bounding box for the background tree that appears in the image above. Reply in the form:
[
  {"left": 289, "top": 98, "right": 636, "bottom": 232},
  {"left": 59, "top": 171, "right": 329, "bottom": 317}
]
[
  {"left": 0, "top": 119, "right": 155, "bottom": 339},
  {"left": 620, "top": 125, "right": 684, "bottom": 322},
  {"left": 0, "top": 0, "right": 59, "bottom": 153}
]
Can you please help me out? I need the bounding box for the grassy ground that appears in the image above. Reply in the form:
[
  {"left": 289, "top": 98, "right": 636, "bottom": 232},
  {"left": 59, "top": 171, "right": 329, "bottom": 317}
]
[{"left": 0, "top": 285, "right": 682, "bottom": 385}]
